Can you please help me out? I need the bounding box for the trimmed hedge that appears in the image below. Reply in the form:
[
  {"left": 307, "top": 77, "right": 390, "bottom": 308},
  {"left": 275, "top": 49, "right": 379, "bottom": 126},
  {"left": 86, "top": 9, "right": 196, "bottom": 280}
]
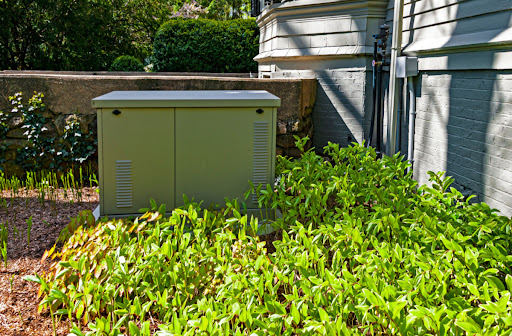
[
  {"left": 152, "top": 18, "right": 259, "bottom": 73},
  {"left": 109, "top": 55, "right": 145, "bottom": 72}
]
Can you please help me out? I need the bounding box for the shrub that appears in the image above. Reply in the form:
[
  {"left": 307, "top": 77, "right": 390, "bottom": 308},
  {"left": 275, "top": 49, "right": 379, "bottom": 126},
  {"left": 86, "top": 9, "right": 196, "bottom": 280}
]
[
  {"left": 152, "top": 18, "right": 259, "bottom": 73},
  {"left": 1, "top": 92, "right": 96, "bottom": 171},
  {"left": 29, "top": 140, "right": 512, "bottom": 335},
  {"left": 109, "top": 55, "right": 145, "bottom": 72}
]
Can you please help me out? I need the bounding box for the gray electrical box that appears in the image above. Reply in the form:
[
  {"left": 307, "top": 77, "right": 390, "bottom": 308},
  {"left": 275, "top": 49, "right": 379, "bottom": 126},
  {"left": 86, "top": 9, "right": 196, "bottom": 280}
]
[
  {"left": 396, "top": 56, "right": 419, "bottom": 78},
  {"left": 92, "top": 90, "right": 280, "bottom": 217}
]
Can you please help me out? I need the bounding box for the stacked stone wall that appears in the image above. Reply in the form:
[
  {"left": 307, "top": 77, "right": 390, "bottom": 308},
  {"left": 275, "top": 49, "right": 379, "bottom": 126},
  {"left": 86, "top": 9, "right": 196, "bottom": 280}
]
[{"left": 0, "top": 72, "right": 316, "bottom": 175}]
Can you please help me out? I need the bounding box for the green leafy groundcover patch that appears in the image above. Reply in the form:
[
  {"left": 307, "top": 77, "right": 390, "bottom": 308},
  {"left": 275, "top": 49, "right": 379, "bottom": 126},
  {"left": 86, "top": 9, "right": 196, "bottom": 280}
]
[{"left": 27, "top": 141, "right": 512, "bottom": 335}]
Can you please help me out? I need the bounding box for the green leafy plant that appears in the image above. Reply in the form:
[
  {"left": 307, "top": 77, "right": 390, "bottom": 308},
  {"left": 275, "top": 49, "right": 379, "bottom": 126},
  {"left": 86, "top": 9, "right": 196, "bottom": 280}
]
[
  {"left": 0, "top": 221, "right": 7, "bottom": 269},
  {"left": 1, "top": 241, "right": 7, "bottom": 269},
  {"left": 14, "top": 92, "right": 54, "bottom": 170},
  {"left": 5, "top": 92, "right": 97, "bottom": 171},
  {"left": 58, "top": 117, "right": 97, "bottom": 168},
  {"left": 26, "top": 140, "right": 512, "bottom": 335},
  {"left": 26, "top": 215, "right": 33, "bottom": 246}
]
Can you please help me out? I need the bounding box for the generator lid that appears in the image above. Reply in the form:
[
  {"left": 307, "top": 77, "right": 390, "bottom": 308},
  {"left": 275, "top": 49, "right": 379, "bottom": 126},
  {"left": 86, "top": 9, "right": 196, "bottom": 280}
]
[{"left": 92, "top": 90, "right": 281, "bottom": 108}]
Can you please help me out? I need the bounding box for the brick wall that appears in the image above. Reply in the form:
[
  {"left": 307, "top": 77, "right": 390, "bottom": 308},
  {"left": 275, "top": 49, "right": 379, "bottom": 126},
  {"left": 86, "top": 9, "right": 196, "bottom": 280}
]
[
  {"left": 413, "top": 70, "right": 512, "bottom": 216},
  {"left": 312, "top": 69, "right": 369, "bottom": 148},
  {"left": 271, "top": 67, "right": 370, "bottom": 149}
]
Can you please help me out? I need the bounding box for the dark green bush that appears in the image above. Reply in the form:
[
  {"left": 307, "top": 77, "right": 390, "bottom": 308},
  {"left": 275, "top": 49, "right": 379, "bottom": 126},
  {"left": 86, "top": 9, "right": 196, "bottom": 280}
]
[
  {"left": 0, "top": 0, "right": 171, "bottom": 71},
  {"left": 152, "top": 18, "right": 259, "bottom": 73},
  {"left": 109, "top": 55, "right": 145, "bottom": 72}
]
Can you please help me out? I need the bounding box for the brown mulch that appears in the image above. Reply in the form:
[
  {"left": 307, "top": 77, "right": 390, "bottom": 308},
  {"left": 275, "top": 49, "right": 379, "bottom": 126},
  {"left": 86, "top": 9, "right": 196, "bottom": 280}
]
[
  {"left": 0, "top": 187, "right": 99, "bottom": 336},
  {"left": 259, "top": 229, "right": 283, "bottom": 255}
]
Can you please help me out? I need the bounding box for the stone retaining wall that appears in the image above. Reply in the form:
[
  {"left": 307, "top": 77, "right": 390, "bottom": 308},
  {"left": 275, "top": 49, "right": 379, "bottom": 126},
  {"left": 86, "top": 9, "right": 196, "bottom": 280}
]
[{"left": 0, "top": 72, "right": 316, "bottom": 175}]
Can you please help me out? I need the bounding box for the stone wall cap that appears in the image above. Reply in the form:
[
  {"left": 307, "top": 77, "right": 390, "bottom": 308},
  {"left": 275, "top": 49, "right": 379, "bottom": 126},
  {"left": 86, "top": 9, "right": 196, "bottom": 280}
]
[
  {"left": 0, "top": 71, "right": 307, "bottom": 83},
  {"left": 0, "top": 70, "right": 252, "bottom": 78},
  {"left": 92, "top": 90, "right": 281, "bottom": 108}
]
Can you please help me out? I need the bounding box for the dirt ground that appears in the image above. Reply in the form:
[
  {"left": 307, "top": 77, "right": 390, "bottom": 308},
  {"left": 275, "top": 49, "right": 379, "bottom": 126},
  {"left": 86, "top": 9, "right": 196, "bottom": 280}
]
[
  {"left": 0, "top": 187, "right": 285, "bottom": 336},
  {"left": 0, "top": 188, "right": 99, "bottom": 336}
]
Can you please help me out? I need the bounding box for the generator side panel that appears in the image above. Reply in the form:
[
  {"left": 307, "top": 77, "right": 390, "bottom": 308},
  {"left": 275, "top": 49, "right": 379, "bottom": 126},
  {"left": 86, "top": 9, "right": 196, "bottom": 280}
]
[
  {"left": 98, "top": 109, "right": 105, "bottom": 214},
  {"left": 99, "top": 108, "right": 175, "bottom": 215},
  {"left": 175, "top": 107, "right": 274, "bottom": 209}
]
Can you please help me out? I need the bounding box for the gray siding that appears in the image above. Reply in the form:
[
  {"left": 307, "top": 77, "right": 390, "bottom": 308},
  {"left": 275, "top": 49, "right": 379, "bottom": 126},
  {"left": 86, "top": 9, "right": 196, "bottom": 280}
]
[
  {"left": 270, "top": 65, "right": 370, "bottom": 148},
  {"left": 387, "top": 0, "right": 512, "bottom": 54},
  {"left": 413, "top": 70, "right": 512, "bottom": 216},
  {"left": 382, "top": 0, "right": 512, "bottom": 216},
  {"left": 256, "top": 0, "right": 512, "bottom": 216}
]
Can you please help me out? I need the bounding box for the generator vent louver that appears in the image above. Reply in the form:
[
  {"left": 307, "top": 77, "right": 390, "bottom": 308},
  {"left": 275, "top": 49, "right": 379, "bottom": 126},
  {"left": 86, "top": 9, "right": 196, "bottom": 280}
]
[
  {"left": 115, "top": 160, "right": 133, "bottom": 208},
  {"left": 252, "top": 121, "right": 269, "bottom": 203}
]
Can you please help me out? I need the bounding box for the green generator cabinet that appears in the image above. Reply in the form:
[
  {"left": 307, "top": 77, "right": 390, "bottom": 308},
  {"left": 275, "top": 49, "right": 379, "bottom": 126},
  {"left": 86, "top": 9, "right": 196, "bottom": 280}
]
[{"left": 92, "top": 90, "right": 280, "bottom": 217}]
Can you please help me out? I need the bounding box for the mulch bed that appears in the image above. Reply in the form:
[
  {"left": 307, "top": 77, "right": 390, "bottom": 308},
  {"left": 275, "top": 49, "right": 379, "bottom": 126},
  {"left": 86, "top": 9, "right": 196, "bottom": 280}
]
[
  {"left": 0, "top": 188, "right": 284, "bottom": 335},
  {"left": 0, "top": 188, "right": 99, "bottom": 336}
]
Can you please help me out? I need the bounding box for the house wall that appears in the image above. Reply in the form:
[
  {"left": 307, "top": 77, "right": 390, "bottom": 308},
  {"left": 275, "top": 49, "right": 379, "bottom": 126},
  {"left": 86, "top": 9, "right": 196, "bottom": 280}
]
[
  {"left": 385, "top": 0, "right": 512, "bottom": 216},
  {"left": 255, "top": 0, "right": 389, "bottom": 148},
  {"left": 255, "top": 0, "right": 512, "bottom": 216}
]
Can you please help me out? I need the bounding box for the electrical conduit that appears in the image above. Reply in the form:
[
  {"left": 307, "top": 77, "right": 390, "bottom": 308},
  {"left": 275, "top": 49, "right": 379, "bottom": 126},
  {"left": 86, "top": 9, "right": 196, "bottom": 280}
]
[
  {"left": 387, "top": 0, "right": 404, "bottom": 155},
  {"left": 407, "top": 78, "right": 416, "bottom": 175}
]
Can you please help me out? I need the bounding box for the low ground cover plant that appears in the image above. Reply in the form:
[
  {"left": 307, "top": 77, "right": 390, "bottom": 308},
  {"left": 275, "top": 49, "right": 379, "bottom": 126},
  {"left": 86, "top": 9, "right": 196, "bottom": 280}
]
[{"left": 28, "top": 140, "right": 512, "bottom": 335}]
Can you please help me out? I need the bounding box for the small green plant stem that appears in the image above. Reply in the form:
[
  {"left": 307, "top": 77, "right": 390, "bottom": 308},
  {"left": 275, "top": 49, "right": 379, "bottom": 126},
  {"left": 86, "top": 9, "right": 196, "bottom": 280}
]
[{"left": 50, "top": 306, "right": 57, "bottom": 336}]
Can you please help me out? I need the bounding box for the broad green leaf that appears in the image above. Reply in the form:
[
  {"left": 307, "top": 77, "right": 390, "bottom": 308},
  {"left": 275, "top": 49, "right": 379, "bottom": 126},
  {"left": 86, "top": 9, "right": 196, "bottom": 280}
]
[
  {"left": 318, "top": 307, "right": 329, "bottom": 323},
  {"left": 506, "top": 274, "right": 512, "bottom": 292},
  {"left": 129, "top": 321, "right": 141, "bottom": 336},
  {"left": 291, "top": 302, "right": 300, "bottom": 325},
  {"left": 468, "top": 283, "right": 480, "bottom": 297},
  {"left": 362, "top": 289, "right": 383, "bottom": 307},
  {"left": 23, "top": 275, "right": 42, "bottom": 284},
  {"left": 486, "top": 276, "right": 506, "bottom": 291},
  {"left": 455, "top": 318, "right": 482, "bottom": 335},
  {"left": 480, "top": 302, "right": 504, "bottom": 314}
]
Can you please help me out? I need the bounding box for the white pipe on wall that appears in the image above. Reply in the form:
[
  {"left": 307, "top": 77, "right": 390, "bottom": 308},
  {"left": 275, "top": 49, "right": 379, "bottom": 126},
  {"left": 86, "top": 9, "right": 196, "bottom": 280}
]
[
  {"left": 407, "top": 78, "right": 416, "bottom": 175},
  {"left": 387, "top": 0, "right": 404, "bottom": 156}
]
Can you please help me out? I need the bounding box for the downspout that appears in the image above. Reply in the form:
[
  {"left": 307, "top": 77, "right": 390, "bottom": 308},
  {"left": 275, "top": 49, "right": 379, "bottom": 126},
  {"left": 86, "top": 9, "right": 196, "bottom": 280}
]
[
  {"left": 407, "top": 77, "right": 416, "bottom": 175},
  {"left": 387, "top": 0, "right": 405, "bottom": 155}
]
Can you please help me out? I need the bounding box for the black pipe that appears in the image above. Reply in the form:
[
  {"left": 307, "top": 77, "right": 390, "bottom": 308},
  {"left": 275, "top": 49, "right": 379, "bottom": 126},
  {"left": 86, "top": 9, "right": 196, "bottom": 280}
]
[
  {"left": 367, "top": 41, "right": 378, "bottom": 148},
  {"left": 376, "top": 64, "right": 383, "bottom": 156},
  {"left": 368, "top": 24, "right": 389, "bottom": 157},
  {"left": 397, "top": 78, "right": 403, "bottom": 153}
]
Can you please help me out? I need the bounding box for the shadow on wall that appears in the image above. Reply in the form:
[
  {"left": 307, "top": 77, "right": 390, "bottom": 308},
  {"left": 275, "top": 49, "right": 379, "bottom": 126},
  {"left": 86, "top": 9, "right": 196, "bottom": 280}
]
[
  {"left": 275, "top": 14, "right": 369, "bottom": 150},
  {"left": 312, "top": 69, "right": 365, "bottom": 149},
  {"left": 443, "top": 3, "right": 511, "bottom": 212}
]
